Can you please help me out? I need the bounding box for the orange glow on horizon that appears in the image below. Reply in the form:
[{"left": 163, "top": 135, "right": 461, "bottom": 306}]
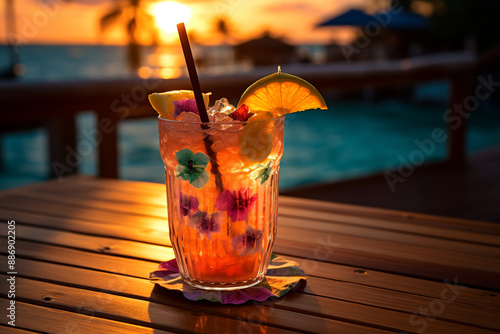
[{"left": 0, "top": 0, "right": 365, "bottom": 46}]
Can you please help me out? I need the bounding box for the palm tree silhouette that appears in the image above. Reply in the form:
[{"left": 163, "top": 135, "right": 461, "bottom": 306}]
[
  {"left": 100, "top": 0, "right": 157, "bottom": 72},
  {"left": 213, "top": 16, "right": 235, "bottom": 44}
]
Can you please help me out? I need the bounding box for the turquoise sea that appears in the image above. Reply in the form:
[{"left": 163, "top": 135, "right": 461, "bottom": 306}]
[{"left": 1, "top": 45, "right": 500, "bottom": 190}]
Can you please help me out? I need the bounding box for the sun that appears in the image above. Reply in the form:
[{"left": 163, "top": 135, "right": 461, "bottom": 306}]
[{"left": 150, "top": 1, "right": 192, "bottom": 35}]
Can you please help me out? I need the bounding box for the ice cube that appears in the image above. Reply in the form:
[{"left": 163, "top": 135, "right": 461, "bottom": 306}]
[
  {"left": 216, "top": 114, "right": 237, "bottom": 123},
  {"left": 208, "top": 98, "right": 236, "bottom": 122},
  {"left": 176, "top": 111, "right": 201, "bottom": 123}
]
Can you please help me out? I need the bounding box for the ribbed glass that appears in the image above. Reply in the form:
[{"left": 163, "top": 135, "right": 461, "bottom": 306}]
[{"left": 159, "top": 115, "right": 284, "bottom": 290}]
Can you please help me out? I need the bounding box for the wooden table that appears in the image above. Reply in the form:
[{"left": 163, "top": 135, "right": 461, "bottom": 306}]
[{"left": 1, "top": 176, "right": 499, "bottom": 333}]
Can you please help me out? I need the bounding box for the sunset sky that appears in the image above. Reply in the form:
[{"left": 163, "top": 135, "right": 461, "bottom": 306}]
[{"left": 0, "top": 0, "right": 370, "bottom": 46}]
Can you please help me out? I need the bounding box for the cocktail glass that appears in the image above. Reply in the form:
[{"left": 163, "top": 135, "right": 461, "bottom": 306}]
[{"left": 158, "top": 114, "right": 285, "bottom": 290}]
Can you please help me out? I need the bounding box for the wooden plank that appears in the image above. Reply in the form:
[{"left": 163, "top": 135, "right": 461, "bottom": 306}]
[
  {"left": 278, "top": 196, "right": 500, "bottom": 235},
  {"left": 279, "top": 206, "right": 500, "bottom": 246},
  {"left": 4, "top": 239, "right": 156, "bottom": 279},
  {"left": 0, "top": 174, "right": 78, "bottom": 196},
  {"left": 0, "top": 325, "right": 37, "bottom": 334},
  {"left": 10, "top": 181, "right": 500, "bottom": 268},
  {"left": 4, "top": 241, "right": 500, "bottom": 331},
  {"left": 2, "top": 177, "right": 499, "bottom": 332},
  {"left": 36, "top": 176, "right": 166, "bottom": 206},
  {"left": 8, "top": 183, "right": 500, "bottom": 255},
  {"left": 2, "top": 206, "right": 498, "bottom": 290},
  {"left": 277, "top": 215, "right": 500, "bottom": 258},
  {"left": 0, "top": 259, "right": 394, "bottom": 334},
  {"left": 274, "top": 290, "right": 497, "bottom": 334},
  {"left": 47, "top": 174, "right": 163, "bottom": 194},
  {"left": 5, "top": 176, "right": 499, "bottom": 252},
  {"left": 4, "top": 233, "right": 498, "bottom": 315},
  {"left": 2, "top": 210, "right": 499, "bottom": 290},
  {"left": 285, "top": 254, "right": 500, "bottom": 310},
  {"left": 0, "top": 207, "right": 169, "bottom": 246},
  {"left": 4, "top": 255, "right": 499, "bottom": 332},
  {"left": 16, "top": 178, "right": 500, "bottom": 250},
  {"left": 6, "top": 245, "right": 498, "bottom": 315},
  {"left": 275, "top": 238, "right": 500, "bottom": 290},
  {"left": 5, "top": 239, "right": 498, "bottom": 315},
  {"left": 6, "top": 224, "right": 172, "bottom": 262},
  {"left": 302, "top": 276, "right": 500, "bottom": 330},
  {"left": 0, "top": 300, "right": 175, "bottom": 334},
  {"left": 33, "top": 181, "right": 167, "bottom": 207},
  {"left": 0, "top": 269, "right": 392, "bottom": 334},
  {"left": 4, "top": 188, "right": 499, "bottom": 261},
  {"left": 26, "top": 175, "right": 499, "bottom": 235},
  {"left": 0, "top": 195, "right": 168, "bottom": 231},
  {"left": 2, "top": 276, "right": 310, "bottom": 334},
  {"left": 275, "top": 225, "right": 500, "bottom": 273},
  {"left": 3, "top": 181, "right": 500, "bottom": 310},
  {"left": 31, "top": 175, "right": 499, "bottom": 236},
  {"left": 3, "top": 188, "right": 167, "bottom": 219},
  {"left": 5, "top": 275, "right": 496, "bottom": 334},
  {"left": 7, "top": 219, "right": 500, "bottom": 279},
  {"left": 7, "top": 218, "right": 499, "bottom": 283}
]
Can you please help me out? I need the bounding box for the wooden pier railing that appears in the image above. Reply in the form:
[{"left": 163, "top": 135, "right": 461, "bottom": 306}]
[{"left": 0, "top": 50, "right": 496, "bottom": 179}]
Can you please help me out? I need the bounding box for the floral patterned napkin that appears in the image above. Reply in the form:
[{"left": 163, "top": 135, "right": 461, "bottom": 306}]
[{"left": 149, "top": 254, "right": 306, "bottom": 304}]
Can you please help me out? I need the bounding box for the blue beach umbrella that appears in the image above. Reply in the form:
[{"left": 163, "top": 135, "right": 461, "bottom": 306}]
[
  {"left": 317, "top": 9, "right": 375, "bottom": 27},
  {"left": 317, "top": 8, "right": 427, "bottom": 31},
  {"left": 375, "top": 10, "right": 427, "bottom": 30}
]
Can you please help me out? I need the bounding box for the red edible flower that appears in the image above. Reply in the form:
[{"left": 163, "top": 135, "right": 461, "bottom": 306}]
[
  {"left": 228, "top": 104, "right": 254, "bottom": 122},
  {"left": 216, "top": 187, "right": 257, "bottom": 221}
]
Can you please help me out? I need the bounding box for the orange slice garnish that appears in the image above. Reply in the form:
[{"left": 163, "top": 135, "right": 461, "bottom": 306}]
[{"left": 237, "top": 67, "right": 327, "bottom": 116}]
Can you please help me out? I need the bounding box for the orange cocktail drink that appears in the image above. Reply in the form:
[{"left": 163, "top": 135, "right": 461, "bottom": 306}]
[
  {"left": 158, "top": 111, "right": 284, "bottom": 290},
  {"left": 151, "top": 68, "right": 326, "bottom": 291}
]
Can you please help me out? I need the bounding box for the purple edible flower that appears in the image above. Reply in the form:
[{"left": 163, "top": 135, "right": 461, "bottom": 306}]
[
  {"left": 179, "top": 193, "right": 199, "bottom": 216},
  {"left": 231, "top": 226, "right": 263, "bottom": 256},
  {"left": 215, "top": 188, "right": 257, "bottom": 222},
  {"left": 173, "top": 98, "right": 199, "bottom": 118},
  {"left": 190, "top": 211, "right": 222, "bottom": 240}
]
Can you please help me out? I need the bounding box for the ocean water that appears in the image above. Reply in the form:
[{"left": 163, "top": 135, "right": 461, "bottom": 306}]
[
  {"left": 1, "top": 45, "right": 500, "bottom": 190},
  {"left": 0, "top": 44, "right": 137, "bottom": 81}
]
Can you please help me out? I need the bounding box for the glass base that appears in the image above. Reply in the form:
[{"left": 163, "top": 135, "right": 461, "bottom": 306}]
[{"left": 183, "top": 275, "right": 264, "bottom": 291}]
